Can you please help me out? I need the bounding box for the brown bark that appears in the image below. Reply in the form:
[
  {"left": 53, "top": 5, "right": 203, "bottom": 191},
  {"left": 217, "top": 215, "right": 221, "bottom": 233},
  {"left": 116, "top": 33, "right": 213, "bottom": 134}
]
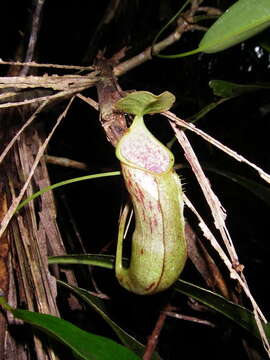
[
  {"left": 95, "top": 54, "right": 128, "bottom": 146},
  {"left": 0, "top": 109, "right": 67, "bottom": 359}
]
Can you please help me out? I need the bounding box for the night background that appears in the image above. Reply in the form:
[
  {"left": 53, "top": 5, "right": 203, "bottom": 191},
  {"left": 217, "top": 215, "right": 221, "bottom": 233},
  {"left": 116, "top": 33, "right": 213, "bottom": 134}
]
[{"left": 0, "top": 1, "right": 270, "bottom": 359}]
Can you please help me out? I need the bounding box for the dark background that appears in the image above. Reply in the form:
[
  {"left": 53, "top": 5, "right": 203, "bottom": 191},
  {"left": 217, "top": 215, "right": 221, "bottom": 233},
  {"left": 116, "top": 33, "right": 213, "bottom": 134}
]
[{"left": 1, "top": 1, "right": 270, "bottom": 359}]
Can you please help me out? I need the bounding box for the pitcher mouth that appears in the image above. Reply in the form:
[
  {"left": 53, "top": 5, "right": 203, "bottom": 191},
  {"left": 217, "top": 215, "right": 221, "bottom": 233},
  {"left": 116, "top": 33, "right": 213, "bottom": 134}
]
[{"left": 119, "top": 124, "right": 172, "bottom": 174}]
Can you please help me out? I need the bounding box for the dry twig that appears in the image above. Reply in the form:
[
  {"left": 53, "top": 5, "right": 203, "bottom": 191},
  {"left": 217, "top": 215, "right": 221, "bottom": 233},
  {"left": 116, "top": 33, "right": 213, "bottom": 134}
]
[
  {"left": 0, "top": 59, "right": 94, "bottom": 71},
  {"left": 164, "top": 310, "right": 216, "bottom": 328},
  {"left": 20, "top": 0, "right": 46, "bottom": 76},
  {"left": 0, "top": 97, "right": 74, "bottom": 240},
  {"left": 164, "top": 111, "right": 270, "bottom": 185},
  {"left": 143, "top": 304, "right": 174, "bottom": 360}
]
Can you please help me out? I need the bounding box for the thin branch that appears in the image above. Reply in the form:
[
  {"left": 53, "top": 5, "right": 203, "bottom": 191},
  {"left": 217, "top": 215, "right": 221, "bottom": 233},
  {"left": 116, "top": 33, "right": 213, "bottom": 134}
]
[
  {"left": 143, "top": 304, "right": 173, "bottom": 360},
  {"left": 0, "top": 86, "right": 85, "bottom": 109},
  {"left": 173, "top": 127, "right": 270, "bottom": 350},
  {"left": 77, "top": 93, "right": 99, "bottom": 110},
  {"left": 171, "top": 122, "right": 238, "bottom": 264},
  {"left": 45, "top": 155, "right": 89, "bottom": 170},
  {"left": 20, "top": 0, "right": 46, "bottom": 76},
  {"left": 183, "top": 194, "right": 270, "bottom": 355},
  {"left": 172, "top": 124, "right": 266, "bottom": 323},
  {"left": 0, "top": 73, "right": 98, "bottom": 91},
  {"left": 0, "top": 59, "right": 94, "bottom": 71},
  {"left": 114, "top": 20, "right": 189, "bottom": 77},
  {"left": 164, "top": 311, "right": 216, "bottom": 327},
  {"left": 0, "top": 100, "right": 49, "bottom": 165},
  {"left": 114, "top": 3, "right": 202, "bottom": 77},
  {"left": 163, "top": 111, "right": 270, "bottom": 185}
]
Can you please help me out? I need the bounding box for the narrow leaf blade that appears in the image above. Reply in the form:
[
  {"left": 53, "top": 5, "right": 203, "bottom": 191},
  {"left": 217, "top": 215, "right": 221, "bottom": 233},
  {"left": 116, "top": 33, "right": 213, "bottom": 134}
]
[
  {"left": 199, "top": 0, "right": 270, "bottom": 53},
  {"left": 209, "top": 80, "right": 270, "bottom": 98},
  {"left": 8, "top": 306, "right": 140, "bottom": 360},
  {"left": 48, "top": 254, "right": 270, "bottom": 341},
  {"left": 175, "top": 280, "right": 270, "bottom": 340},
  {"left": 17, "top": 171, "right": 120, "bottom": 211},
  {"left": 57, "top": 280, "right": 161, "bottom": 360},
  {"left": 48, "top": 254, "right": 115, "bottom": 269}
]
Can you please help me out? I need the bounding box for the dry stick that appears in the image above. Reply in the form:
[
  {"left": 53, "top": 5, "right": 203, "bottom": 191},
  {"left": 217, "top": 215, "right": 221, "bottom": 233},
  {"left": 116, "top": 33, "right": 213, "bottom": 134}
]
[
  {"left": 0, "top": 1, "right": 205, "bottom": 105},
  {"left": 0, "top": 1, "right": 202, "bottom": 107},
  {"left": 114, "top": 2, "right": 205, "bottom": 77},
  {"left": 44, "top": 155, "right": 89, "bottom": 170},
  {"left": 183, "top": 194, "right": 270, "bottom": 355},
  {"left": 0, "top": 0, "right": 203, "bottom": 77},
  {"left": 143, "top": 304, "right": 173, "bottom": 360},
  {"left": 168, "top": 114, "right": 270, "bottom": 354},
  {"left": 0, "top": 59, "right": 94, "bottom": 71},
  {"left": 0, "top": 86, "right": 85, "bottom": 109},
  {"left": 164, "top": 110, "right": 270, "bottom": 184},
  {"left": 114, "top": 21, "right": 189, "bottom": 78},
  {"left": 170, "top": 124, "right": 268, "bottom": 326},
  {"left": 171, "top": 121, "right": 238, "bottom": 265},
  {"left": 164, "top": 311, "right": 216, "bottom": 328},
  {"left": 0, "top": 74, "right": 98, "bottom": 91},
  {"left": 77, "top": 93, "right": 99, "bottom": 111},
  {"left": 20, "top": 0, "right": 46, "bottom": 76},
  {"left": 7, "top": 5, "right": 59, "bottom": 359},
  {"left": 0, "top": 90, "right": 89, "bottom": 174},
  {"left": 0, "top": 97, "right": 74, "bottom": 240},
  {"left": 0, "top": 99, "right": 49, "bottom": 165}
]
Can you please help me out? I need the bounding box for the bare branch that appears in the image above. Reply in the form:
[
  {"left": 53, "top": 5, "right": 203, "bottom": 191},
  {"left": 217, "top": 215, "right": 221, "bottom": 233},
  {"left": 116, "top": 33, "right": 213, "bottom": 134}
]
[
  {"left": 45, "top": 155, "right": 89, "bottom": 170},
  {"left": 163, "top": 111, "right": 270, "bottom": 185},
  {"left": 20, "top": 0, "right": 46, "bottom": 75},
  {"left": 143, "top": 304, "right": 173, "bottom": 360},
  {"left": 114, "top": 2, "right": 201, "bottom": 77},
  {"left": 0, "top": 73, "right": 99, "bottom": 91},
  {"left": 0, "top": 59, "right": 94, "bottom": 71},
  {"left": 184, "top": 194, "right": 270, "bottom": 355},
  {"left": 0, "top": 100, "right": 49, "bottom": 165},
  {"left": 164, "top": 311, "right": 216, "bottom": 327}
]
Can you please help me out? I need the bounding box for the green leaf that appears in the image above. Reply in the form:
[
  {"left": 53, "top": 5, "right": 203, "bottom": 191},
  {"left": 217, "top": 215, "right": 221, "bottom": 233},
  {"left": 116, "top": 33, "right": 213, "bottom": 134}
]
[
  {"left": 114, "top": 91, "right": 175, "bottom": 116},
  {"left": 209, "top": 80, "right": 270, "bottom": 98},
  {"left": 174, "top": 280, "right": 270, "bottom": 340},
  {"left": 48, "top": 254, "right": 123, "bottom": 269},
  {"left": 17, "top": 171, "right": 120, "bottom": 212},
  {"left": 199, "top": 0, "right": 270, "bottom": 53},
  {"left": 0, "top": 296, "right": 140, "bottom": 360},
  {"left": 48, "top": 254, "right": 115, "bottom": 269},
  {"left": 157, "top": 0, "right": 270, "bottom": 58},
  {"left": 57, "top": 280, "right": 161, "bottom": 360},
  {"left": 49, "top": 254, "right": 270, "bottom": 342}
]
